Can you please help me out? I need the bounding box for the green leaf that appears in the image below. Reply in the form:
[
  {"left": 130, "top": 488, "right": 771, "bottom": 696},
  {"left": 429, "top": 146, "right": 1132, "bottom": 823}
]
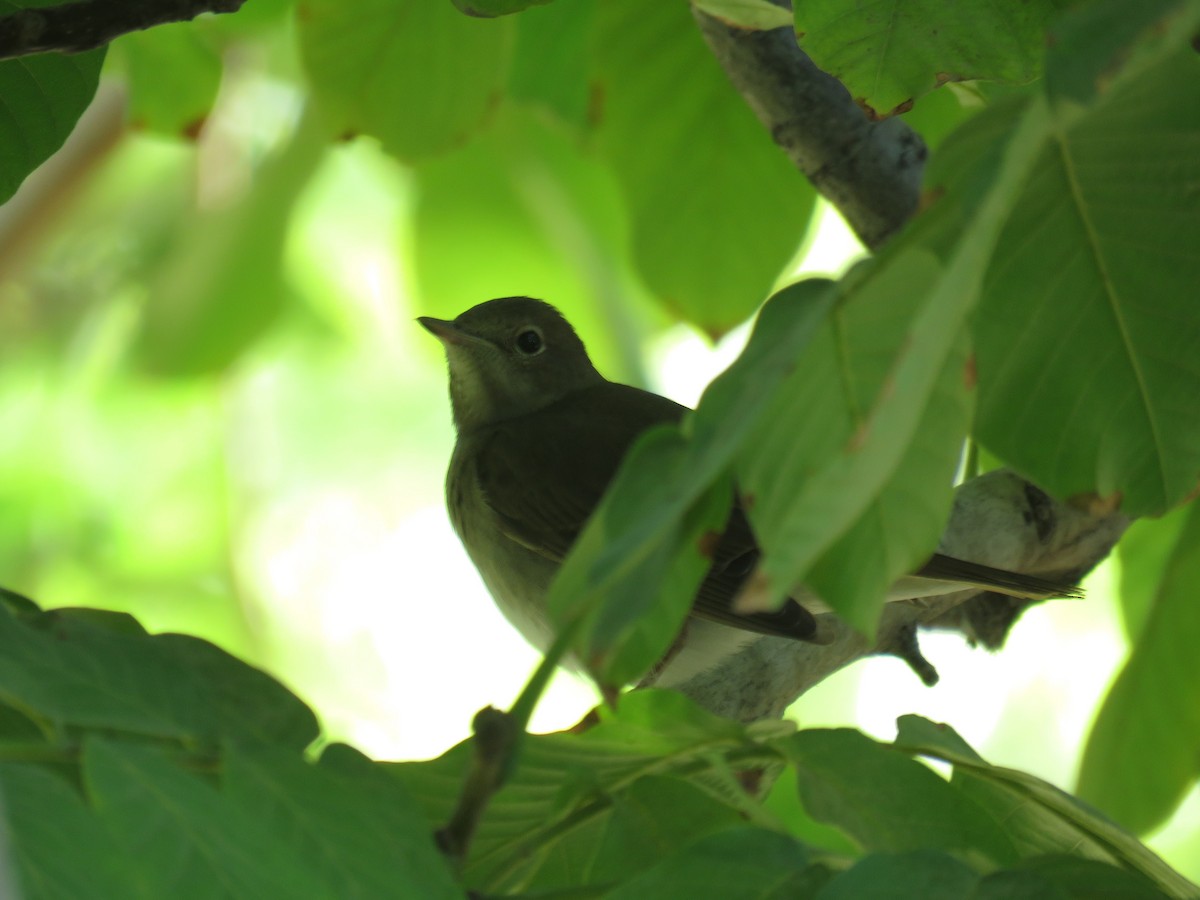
[
  {"left": 508, "top": 0, "right": 594, "bottom": 128},
  {"left": 0, "top": 1, "right": 104, "bottom": 205},
  {"left": 392, "top": 690, "right": 775, "bottom": 893},
  {"left": 983, "top": 856, "right": 1174, "bottom": 900},
  {"left": 1116, "top": 506, "right": 1191, "bottom": 641},
  {"left": 223, "top": 743, "right": 460, "bottom": 899},
  {"left": 299, "top": 0, "right": 513, "bottom": 162},
  {"left": 818, "top": 850, "right": 980, "bottom": 900},
  {"left": 84, "top": 739, "right": 336, "bottom": 900},
  {"left": 739, "top": 253, "right": 971, "bottom": 632},
  {"left": 135, "top": 103, "right": 328, "bottom": 376},
  {"left": 784, "top": 729, "right": 1017, "bottom": 863},
  {"left": 114, "top": 22, "right": 221, "bottom": 137},
  {"left": 895, "top": 716, "right": 1197, "bottom": 897},
  {"left": 604, "top": 827, "right": 826, "bottom": 899},
  {"left": 591, "top": 0, "right": 815, "bottom": 334},
  {"left": 733, "top": 89, "right": 1052, "bottom": 625},
  {"left": 0, "top": 763, "right": 142, "bottom": 900},
  {"left": 794, "top": 0, "right": 1069, "bottom": 116},
  {"left": 0, "top": 603, "right": 318, "bottom": 748},
  {"left": 1043, "top": 0, "right": 1200, "bottom": 104},
  {"left": 1077, "top": 501, "right": 1200, "bottom": 834},
  {"left": 545, "top": 281, "right": 835, "bottom": 686},
  {"left": 974, "top": 40, "right": 1200, "bottom": 515}
]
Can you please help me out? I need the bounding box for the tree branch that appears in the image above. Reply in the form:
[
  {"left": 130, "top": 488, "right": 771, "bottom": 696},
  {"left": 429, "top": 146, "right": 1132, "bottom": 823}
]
[
  {"left": 664, "top": 470, "right": 1130, "bottom": 722},
  {"left": 693, "top": 6, "right": 926, "bottom": 249},
  {"left": 0, "top": 0, "right": 245, "bottom": 60}
]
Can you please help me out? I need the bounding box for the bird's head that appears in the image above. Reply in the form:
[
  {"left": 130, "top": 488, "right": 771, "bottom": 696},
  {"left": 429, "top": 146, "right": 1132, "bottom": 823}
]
[{"left": 419, "top": 296, "right": 603, "bottom": 432}]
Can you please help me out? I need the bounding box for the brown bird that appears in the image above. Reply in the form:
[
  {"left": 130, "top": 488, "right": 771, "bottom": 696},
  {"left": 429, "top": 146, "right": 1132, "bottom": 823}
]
[{"left": 422, "top": 296, "right": 1079, "bottom": 687}]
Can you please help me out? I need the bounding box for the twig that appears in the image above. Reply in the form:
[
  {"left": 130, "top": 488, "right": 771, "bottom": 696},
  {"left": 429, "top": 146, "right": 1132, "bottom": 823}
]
[
  {"left": 692, "top": 6, "right": 926, "bottom": 249},
  {"left": 0, "top": 0, "right": 246, "bottom": 60}
]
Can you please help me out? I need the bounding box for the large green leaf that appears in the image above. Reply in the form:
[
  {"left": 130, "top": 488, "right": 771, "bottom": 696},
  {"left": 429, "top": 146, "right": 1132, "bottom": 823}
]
[
  {"left": 1077, "top": 502, "right": 1200, "bottom": 835},
  {"left": 794, "top": 0, "right": 1069, "bottom": 117},
  {"left": 223, "top": 743, "right": 460, "bottom": 899},
  {"left": 84, "top": 740, "right": 335, "bottom": 900},
  {"left": 0, "top": 603, "right": 318, "bottom": 749},
  {"left": 895, "top": 716, "right": 1197, "bottom": 897},
  {"left": 732, "top": 91, "right": 1053, "bottom": 625},
  {"left": 0, "top": 763, "right": 142, "bottom": 900},
  {"left": 298, "top": 0, "right": 513, "bottom": 162},
  {"left": 785, "top": 728, "right": 1017, "bottom": 863},
  {"left": 591, "top": 0, "right": 815, "bottom": 335},
  {"left": 0, "top": 1, "right": 104, "bottom": 205},
  {"left": 738, "top": 253, "right": 970, "bottom": 632},
  {"left": 973, "top": 10, "right": 1200, "bottom": 516},
  {"left": 508, "top": 0, "right": 594, "bottom": 128}
]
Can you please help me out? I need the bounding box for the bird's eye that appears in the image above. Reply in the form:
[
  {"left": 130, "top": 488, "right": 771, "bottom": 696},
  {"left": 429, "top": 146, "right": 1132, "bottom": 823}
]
[{"left": 515, "top": 327, "right": 544, "bottom": 356}]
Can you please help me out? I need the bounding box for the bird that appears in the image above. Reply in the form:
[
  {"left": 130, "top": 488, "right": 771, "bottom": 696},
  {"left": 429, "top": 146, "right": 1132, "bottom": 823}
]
[{"left": 420, "top": 296, "right": 1080, "bottom": 688}]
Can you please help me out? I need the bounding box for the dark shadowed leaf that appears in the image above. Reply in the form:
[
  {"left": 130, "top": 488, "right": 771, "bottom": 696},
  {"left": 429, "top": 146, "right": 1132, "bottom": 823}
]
[
  {"left": 0, "top": 763, "right": 142, "bottom": 900},
  {"left": 817, "top": 850, "right": 979, "bottom": 900}
]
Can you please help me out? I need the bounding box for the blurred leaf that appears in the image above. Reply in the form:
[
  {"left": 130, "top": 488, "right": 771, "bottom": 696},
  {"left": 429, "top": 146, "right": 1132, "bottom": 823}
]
[
  {"left": 114, "top": 22, "right": 221, "bottom": 137},
  {"left": 1078, "top": 501, "right": 1200, "bottom": 835},
  {"left": 896, "top": 716, "right": 1197, "bottom": 897},
  {"left": 794, "top": 0, "right": 1069, "bottom": 116},
  {"left": 0, "top": 602, "right": 318, "bottom": 748},
  {"left": 784, "top": 728, "right": 1017, "bottom": 863},
  {"left": 1116, "top": 506, "right": 1190, "bottom": 641},
  {"left": 693, "top": 0, "right": 793, "bottom": 31},
  {"left": 84, "top": 739, "right": 336, "bottom": 900},
  {"left": 817, "top": 850, "right": 979, "bottom": 899},
  {"left": 604, "top": 827, "right": 827, "bottom": 899},
  {"left": 451, "top": 0, "right": 553, "bottom": 16},
  {"left": 591, "top": 0, "right": 815, "bottom": 335},
  {"left": 546, "top": 281, "right": 835, "bottom": 686},
  {"left": 0, "top": 763, "right": 141, "bottom": 900},
  {"left": 0, "top": 1, "right": 104, "bottom": 205},
  {"left": 135, "top": 103, "right": 328, "bottom": 376},
  {"left": 223, "top": 743, "right": 459, "bottom": 899},
  {"left": 1043, "top": 0, "right": 1200, "bottom": 104},
  {"left": 299, "top": 0, "right": 513, "bottom": 162},
  {"left": 508, "top": 0, "right": 593, "bottom": 128},
  {"left": 973, "top": 38, "right": 1200, "bottom": 516}
]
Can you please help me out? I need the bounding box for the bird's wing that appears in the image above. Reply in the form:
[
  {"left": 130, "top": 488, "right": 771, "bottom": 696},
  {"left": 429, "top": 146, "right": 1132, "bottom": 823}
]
[{"left": 470, "top": 381, "right": 688, "bottom": 562}]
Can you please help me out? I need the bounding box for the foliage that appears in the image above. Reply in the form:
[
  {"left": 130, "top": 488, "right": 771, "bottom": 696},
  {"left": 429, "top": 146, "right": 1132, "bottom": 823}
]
[{"left": 0, "top": 0, "right": 1198, "bottom": 896}]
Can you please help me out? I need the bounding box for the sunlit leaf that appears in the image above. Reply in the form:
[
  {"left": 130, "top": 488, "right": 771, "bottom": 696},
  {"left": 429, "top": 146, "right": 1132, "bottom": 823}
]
[
  {"left": 592, "top": 0, "right": 815, "bottom": 335},
  {"left": 114, "top": 23, "right": 221, "bottom": 137},
  {"left": 693, "top": 0, "right": 793, "bottom": 31},
  {"left": 1078, "top": 502, "right": 1200, "bottom": 834},
  {"left": 299, "top": 0, "right": 513, "bottom": 161}
]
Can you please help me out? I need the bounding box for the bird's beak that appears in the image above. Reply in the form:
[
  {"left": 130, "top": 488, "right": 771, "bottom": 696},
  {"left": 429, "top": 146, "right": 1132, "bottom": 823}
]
[{"left": 417, "top": 316, "right": 481, "bottom": 347}]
